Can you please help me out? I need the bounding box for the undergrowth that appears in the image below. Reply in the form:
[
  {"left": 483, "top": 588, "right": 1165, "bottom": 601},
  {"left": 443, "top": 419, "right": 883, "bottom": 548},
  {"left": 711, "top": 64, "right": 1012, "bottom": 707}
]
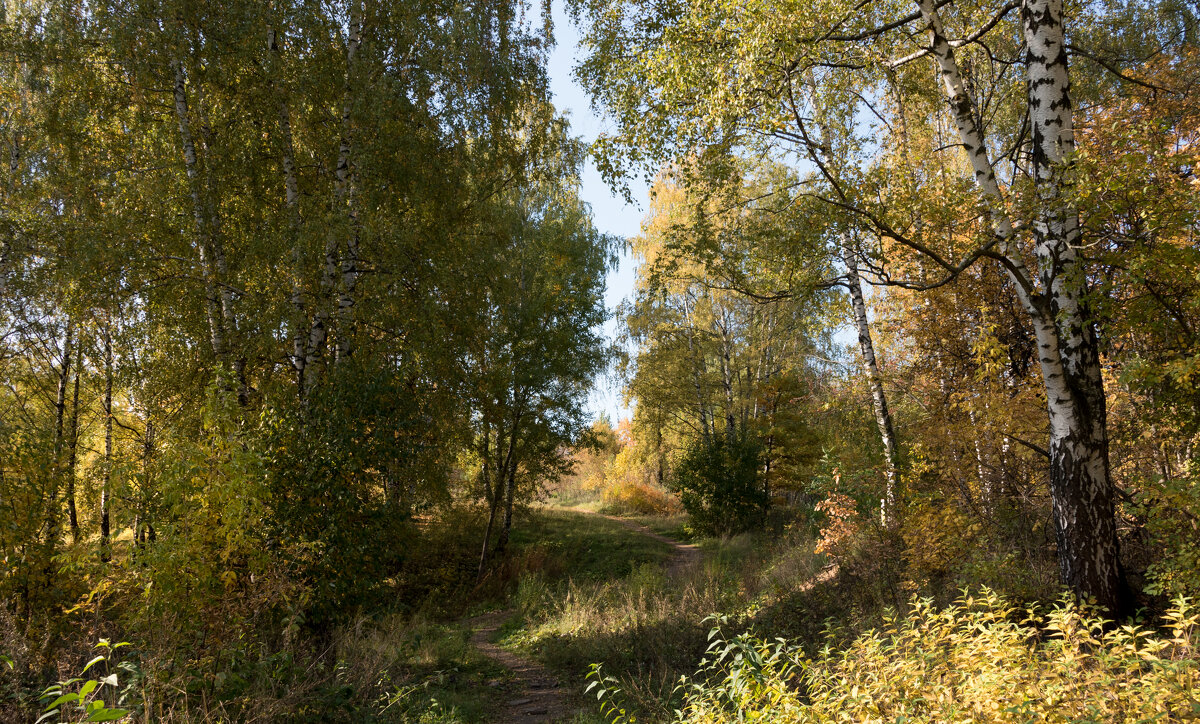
[
  {"left": 664, "top": 591, "right": 1200, "bottom": 723},
  {"left": 506, "top": 525, "right": 828, "bottom": 719},
  {"left": 2, "top": 508, "right": 667, "bottom": 722}
]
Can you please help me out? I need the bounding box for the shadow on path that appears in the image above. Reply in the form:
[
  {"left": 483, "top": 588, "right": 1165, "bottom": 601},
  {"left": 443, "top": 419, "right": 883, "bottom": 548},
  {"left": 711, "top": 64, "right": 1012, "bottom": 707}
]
[{"left": 465, "top": 510, "right": 699, "bottom": 722}]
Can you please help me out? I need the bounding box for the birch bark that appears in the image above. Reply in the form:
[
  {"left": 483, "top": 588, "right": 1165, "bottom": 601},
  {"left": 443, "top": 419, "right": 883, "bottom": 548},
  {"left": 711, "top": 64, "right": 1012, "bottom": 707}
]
[
  {"left": 334, "top": 1, "right": 363, "bottom": 363},
  {"left": 303, "top": 1, "right": 362, "bottom": 389},
  {"left": 915, "top": 0, "right": 1123, "bottom": 610},
  {"left": 66, "top": 369, "right": 80, "bottom": 544},
  {"left": 46, "top": 319, "right": 73, "bottom": 545},
  {"left": 172, "top": 61, "right": 228, "bottom": 367},
  {"left": 845, "top": 249, "right": 901, "bottom": 528},
  {"left": 267, "top": 28, "right": 309, "bottom": 396}
]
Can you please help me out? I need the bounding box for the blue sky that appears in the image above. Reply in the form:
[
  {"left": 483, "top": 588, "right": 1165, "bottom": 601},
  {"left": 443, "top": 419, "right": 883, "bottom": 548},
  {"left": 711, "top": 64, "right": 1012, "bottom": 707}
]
[{"left": 546, "top": 1, "right": 648, "bottom": 424}]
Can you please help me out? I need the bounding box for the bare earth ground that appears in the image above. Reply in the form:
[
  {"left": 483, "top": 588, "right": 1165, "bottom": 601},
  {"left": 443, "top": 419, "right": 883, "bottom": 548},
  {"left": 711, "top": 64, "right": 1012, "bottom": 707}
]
[
  {"left": 467, "top": 513, "right": 700, "bottom": 723},
  {"left": 466, "top": 609, "right": 574, "bottom": 723}
]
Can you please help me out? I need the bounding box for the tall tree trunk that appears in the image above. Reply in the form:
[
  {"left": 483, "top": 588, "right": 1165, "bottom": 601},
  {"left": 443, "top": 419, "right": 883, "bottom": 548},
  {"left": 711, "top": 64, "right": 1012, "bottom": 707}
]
[
  {"left": 139, "top": 417, "right": 155, "bottom": 550},
  {"left": 917, "top": 0, "right": 1124, "bottom": 611},
  {"left": 66, "top": 368, "right": 80, "bottom": 545},
  {"left": 100, "top": 322, "right": 113, "bottom": 563},
  {"left": 683, "top": 294, "right": 710, "bottom": 440},
  {"left": 1023, "top": 0, "right": 1122, "bottom": 612},
  {"left": 845, "top": 249, "right": 900, "bottom": 529},
  {"left": 2, "top": 93, "right": 20, "bottom": 298},
  {"left": 267, "top": 28, "right": 310, "bottom": 399},
  {"left": 41, "top": 319, "right": 73, "bottom": 580},
  {"left": 172, "top": 60, "right": 228, "bottom": 368},
  {"left": 52, "top": 320, "right": 73, "bottom": 465},
  {"left": 494, "top": 395, "right": 526, "bottom": 558},
  {"left": 717, "top": 312, "right": 737, "bottom": 441},
  {"left": 496, "top": 464, "right": 517, "bottom": 555},
  {"left": 304, "top": 2, "right": 362, "bottom": 388},
  {"left": 334, "top": 1, "right": 363, "bottom": 364},
  {"left": 48, "top": 319, "right": 73, "bottom": 542},
  {"left": 282, "top": 98, "right": 308, "bottom": 395},
  {"left": 477, "top": 424, "right": 497, "bottom": 579},
  {"left": 479, "top": 411, "right": 520, "bottom": 574},
  {"left": 189, "top": 76, "right": 247, "bottom": 404}
]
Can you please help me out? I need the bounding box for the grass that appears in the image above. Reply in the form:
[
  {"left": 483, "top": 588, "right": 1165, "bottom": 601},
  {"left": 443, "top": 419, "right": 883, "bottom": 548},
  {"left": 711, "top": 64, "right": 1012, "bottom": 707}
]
[
  {"left": 498, "top": 519, "right": 829, "bottom": 721},
  {"left": 509, "top": 508, "right": 677, "bottom": 582},
  {"left": 7, "top": 506, "right": 826, "bottom": 723},
  {"left": 327, "top": 615, "right": 506, "bottom": 723},
  {"left": 629, "top": 514, "right": 695, "bottom": 542},
  {"left": 306, "top": 507, "right": 683, "bottom": 722}
]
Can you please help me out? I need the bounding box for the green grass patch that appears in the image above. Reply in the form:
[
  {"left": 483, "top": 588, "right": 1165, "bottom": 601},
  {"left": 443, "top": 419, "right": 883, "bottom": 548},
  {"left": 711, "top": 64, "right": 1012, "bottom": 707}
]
[
  {"left": 628, "top": 513, "right": 695, "bottom": 542},
  {"left": 509, "top": 508, "right": 677, "bottom": 583}
]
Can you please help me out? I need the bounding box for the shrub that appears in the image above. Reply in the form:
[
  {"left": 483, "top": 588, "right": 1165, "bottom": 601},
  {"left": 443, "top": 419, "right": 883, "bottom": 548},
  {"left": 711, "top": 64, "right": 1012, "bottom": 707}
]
[
  {"left": 670, "top": 432, "right": 766, "bottom": 536},
  {"left": 1135, "top": 462, "right": 1200, "bottom": 599},
  {"left": 602, "top": 481, "right": 680, "bottom": 516},
  {"left": 671, "top": 591, "right": 1200, "bottom": 723},
  {"left": 36, "top": 640, "right": 137, "bottom": 724}
]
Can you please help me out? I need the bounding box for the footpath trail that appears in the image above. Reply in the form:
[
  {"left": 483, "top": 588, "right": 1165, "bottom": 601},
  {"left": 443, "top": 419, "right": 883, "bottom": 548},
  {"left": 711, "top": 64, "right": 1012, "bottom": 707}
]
[
  {"left": 467, "top": 512, "right": 700, "bottom": 723},
  {"left": 465, "top": 609, "right": 573, "bottom": 723},
  {"left": 596, "top": 514, "right": 701, "bottom": 577}
]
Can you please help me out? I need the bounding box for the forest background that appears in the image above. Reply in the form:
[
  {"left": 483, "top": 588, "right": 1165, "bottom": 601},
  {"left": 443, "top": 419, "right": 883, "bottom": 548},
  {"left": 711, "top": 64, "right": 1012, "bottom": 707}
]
[{"left": 1, "top": 0, "right": 1199, "bottom": 721}]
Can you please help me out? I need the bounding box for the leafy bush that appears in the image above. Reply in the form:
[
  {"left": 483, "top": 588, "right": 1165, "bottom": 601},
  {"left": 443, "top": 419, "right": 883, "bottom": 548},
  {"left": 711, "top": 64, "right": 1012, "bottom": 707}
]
[
  {"left": 263, "top": 368, "right": 450, "bottom": 625},
  {"left": 670, "top": 591, "right": 1200, "bottom": 723},
  {"left": 37, "top": 640, "right": 136, "bottom": 724},
  {"left": 602, "top": 481, "right": 680, "bottom": 516},
  {"left": 670, "top": 432, "right": 766, "bottom": 536},
  {"left": 1134, "top": 461, "right": 1200, "bottom": 599}
]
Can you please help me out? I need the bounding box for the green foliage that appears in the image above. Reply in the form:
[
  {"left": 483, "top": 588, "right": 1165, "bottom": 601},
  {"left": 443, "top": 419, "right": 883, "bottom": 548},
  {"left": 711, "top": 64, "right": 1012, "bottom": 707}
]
[
  {"left": 263, "top": 368, "right": 447, "bottom": 624},
  {"left": 1, "top": 0, "right": 610, "bottom": 717},
  {"left": 585, "top": 663, "right": 637, "bottom": 724},
  {"left": 37, "top": 641, "right": 135, "bottom": 724},
  {"left": 671, "top": 432, "right": 767, "bottom": 536},
  {"left": 1135, "top": 462, "right": 1200, "bottom": 599},
  {"left": 675, "top": 615, "right": 802, "bottom": 717}
]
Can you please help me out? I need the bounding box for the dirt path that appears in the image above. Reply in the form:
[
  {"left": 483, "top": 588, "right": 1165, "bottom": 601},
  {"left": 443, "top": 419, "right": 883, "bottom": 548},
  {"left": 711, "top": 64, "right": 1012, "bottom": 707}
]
[
  {"left": 466, "top": 610, "right": 573, "bottom": 723},
  {"left": 467, "top": 512, "right": 699, "bottom": 723},
  {"left": 597, "top": 515, "right": 701, "bottom": 576}
]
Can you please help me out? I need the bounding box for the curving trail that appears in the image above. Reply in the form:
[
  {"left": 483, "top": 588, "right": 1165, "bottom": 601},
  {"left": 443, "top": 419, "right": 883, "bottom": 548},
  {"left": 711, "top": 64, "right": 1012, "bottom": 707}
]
[
  {"left": 467, "top": 511, "right": 699, "bottom": 723},
  {"left": 595, "top": 514, "right": 701, "bottom": 577}
]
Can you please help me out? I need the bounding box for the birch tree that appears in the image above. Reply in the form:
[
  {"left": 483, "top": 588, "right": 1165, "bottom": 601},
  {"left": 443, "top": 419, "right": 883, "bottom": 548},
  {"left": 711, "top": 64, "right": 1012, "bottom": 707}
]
[{"left": 572, "top": 0, "right": 1197, "bottom": 610}]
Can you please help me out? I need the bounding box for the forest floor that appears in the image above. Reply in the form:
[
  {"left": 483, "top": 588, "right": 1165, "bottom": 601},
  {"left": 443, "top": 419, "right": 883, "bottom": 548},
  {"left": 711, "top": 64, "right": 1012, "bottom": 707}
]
[
  {"left": 466, "top": 511, "right": 702, "bottom": 723},
  {"left": 465, "top": 609, "right": 573, "bottom": 722},
  {"left": 380, "top": 506, "right": 826, "bottom": 722}
]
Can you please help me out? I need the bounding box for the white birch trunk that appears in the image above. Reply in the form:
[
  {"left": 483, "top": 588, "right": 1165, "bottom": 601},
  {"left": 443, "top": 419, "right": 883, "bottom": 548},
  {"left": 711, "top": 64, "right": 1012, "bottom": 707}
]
[
  {"left": 334, "top": 1, "right": 363, "bottom": 363},
  {"left": 172, "top": 60, "right": 227, "bottom": 365},
  {"left": 268, "top": 28, "right": 310, "bottom": 397},
  {"left": 1022, "top": 0, "right": 1121, "bottom": 611},
  {"left": 66, "top": 368, "right": 80, "bottom": 544},
  {"left": 47, "top": 319, "right": 73, "bottom": 545},
  {"left": 916, "top": 0, "right": 1123, "bottom": 610},
  {"left": 845, "top": 250, "right": 901, "bottom": 529},
  {"left": 303, "top": 2, "right": 362, "bottom": 389}
]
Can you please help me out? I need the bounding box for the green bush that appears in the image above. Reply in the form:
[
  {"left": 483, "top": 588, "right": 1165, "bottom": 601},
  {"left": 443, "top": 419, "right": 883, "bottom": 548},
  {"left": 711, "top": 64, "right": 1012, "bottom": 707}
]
[
  {"left": 36, "top": 640, "right": 136, "bottom": 724},
  {"left": 670, "top": 432, "right": 766, "bottom": 536}
]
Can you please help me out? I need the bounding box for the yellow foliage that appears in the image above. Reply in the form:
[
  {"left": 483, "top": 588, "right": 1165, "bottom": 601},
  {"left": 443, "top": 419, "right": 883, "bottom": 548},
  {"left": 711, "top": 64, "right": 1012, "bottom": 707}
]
[
  {"left": 677, "top": 592, "right": 1200, "bottom": 723},
  {"left": 602, "top": 481, "right": 681, "bottom": 516}
]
